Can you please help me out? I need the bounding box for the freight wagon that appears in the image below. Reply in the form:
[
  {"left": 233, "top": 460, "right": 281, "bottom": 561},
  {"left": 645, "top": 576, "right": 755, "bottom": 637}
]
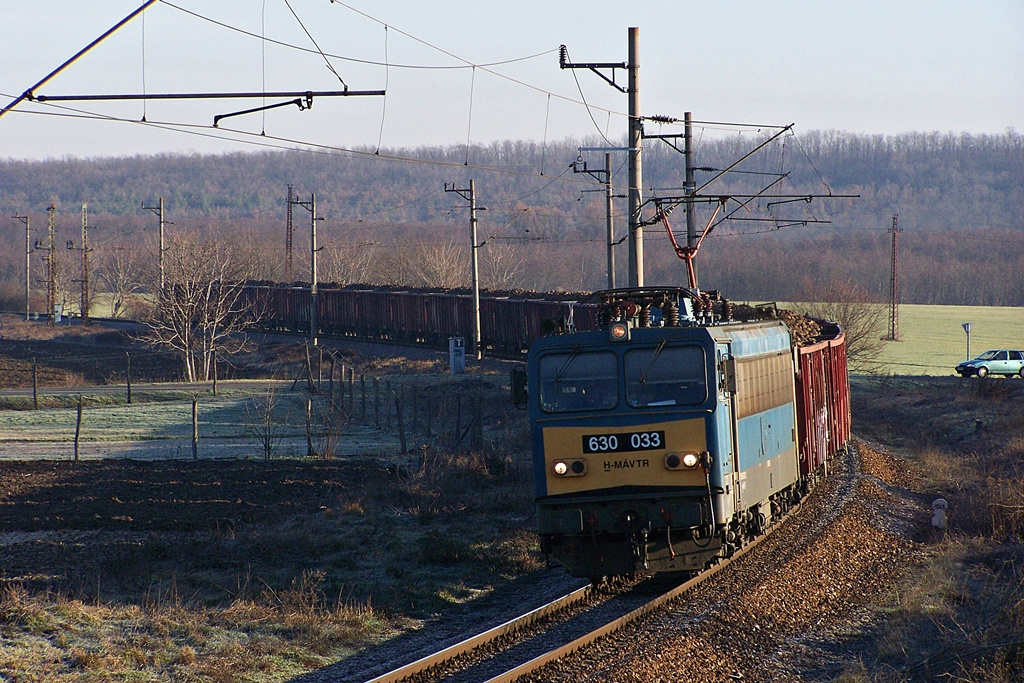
[
  {"left": 239, "top": 284, "right": 597, "bottom": 357},
  {"left": 510, "top": 287, "right": 851, "bottom": 578}
]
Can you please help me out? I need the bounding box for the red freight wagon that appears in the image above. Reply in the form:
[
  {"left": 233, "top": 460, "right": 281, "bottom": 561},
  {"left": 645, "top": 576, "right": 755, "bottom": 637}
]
[{"left": 794, "top": 324, "right": 851, "bottom": 481}]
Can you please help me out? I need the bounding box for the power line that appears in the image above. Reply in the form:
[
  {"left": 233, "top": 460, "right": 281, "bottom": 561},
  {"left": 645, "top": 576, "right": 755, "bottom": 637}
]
[
  {"left": 1, "top": 99, "right": 609, "bottom": 188},
  {"left": 160, "top": 1, "right": 558, "bottom": 71},
  {"left": 283, "top": 0, "right": 348, "bottom": 89}
]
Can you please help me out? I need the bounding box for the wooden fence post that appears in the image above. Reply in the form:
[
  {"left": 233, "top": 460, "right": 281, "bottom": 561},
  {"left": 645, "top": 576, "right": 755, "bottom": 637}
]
[
  {"left": 304, "top": 346, "right": 316, "bottom": 394},
  {"left": 373, "top": 377, "right": 380, "bottom": 427},
  {"left": 395, "top": 397, "right": 407, "bottom": 454},
  {"left": 305, "top": 398, "right": 314, "bottom": 457},
  {"left": 360, "top": 374, "right": 366, "bottom": 424},
  {"left": 329, "top": 354, "right": 336, "bottom": 401},
  {"left": 32, "top": 357, "right": 38, "bottom": 410},
  {"left": 348, "top": 369, "right": 354, "bottom": 411},
  {"left": 74, "top": 396, "right": 83, "bottom": 461},
  {"left": 191, "top": 396, "right": 199, "bottom": 461},
  {"left": 411, "top": 385, "right": 419, "bottom": 434},
  {"left": 125, "top": 351, "right": 132, "bottom": 405}
]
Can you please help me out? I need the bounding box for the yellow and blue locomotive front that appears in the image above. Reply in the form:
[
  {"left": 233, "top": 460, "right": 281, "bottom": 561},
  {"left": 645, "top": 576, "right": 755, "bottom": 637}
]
[{"left": 528, "top": 324, "right": 726, "bottom": 577}]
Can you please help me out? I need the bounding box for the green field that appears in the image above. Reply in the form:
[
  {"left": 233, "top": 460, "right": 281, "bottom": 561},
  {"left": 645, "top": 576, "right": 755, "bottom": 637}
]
[{"left": 860, "top": 304, "right": 1024, "bottom": 375}]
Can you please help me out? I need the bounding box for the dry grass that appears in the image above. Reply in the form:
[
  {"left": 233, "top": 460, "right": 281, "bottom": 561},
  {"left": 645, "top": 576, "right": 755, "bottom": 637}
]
[
  {"left": 850, "top": 376, "right": 1024, "bottom": 681},
  {"left": 0, "top": 575, "right": 391, "bottom": 682},
  {"left": 0, "top": 372, "right": 542, "bottom": 682}
]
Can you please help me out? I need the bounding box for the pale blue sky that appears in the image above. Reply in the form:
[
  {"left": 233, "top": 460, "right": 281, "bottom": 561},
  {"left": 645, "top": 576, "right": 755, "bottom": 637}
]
[{"left": 1, "top": 0, "right": 1021, "bottom": 159}]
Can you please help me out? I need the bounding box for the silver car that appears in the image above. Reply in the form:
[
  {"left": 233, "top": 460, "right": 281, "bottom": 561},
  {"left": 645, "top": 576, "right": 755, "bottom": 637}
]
[{"left": 955, "top": 349, "right": 1024, "bottom": 378}]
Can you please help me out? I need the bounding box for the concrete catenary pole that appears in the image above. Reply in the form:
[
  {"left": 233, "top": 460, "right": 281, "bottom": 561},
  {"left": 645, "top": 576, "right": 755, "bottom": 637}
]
[
  {"left": 627, "top": 27, "right": 643, "bottom": 287},
  {"left": 24, "top": 215, "right": 31, "bottom": 320},
  {"left": 470, "top": 179, "right": 482, "bottom": 360},
  {"left": 142, "top": 197, "right": 165, "bottom": 302},
  {"left": 12, "top": 214, "right": 31, "bottom": 320},
  {"left": 80, "top": 204, "right": 90, "bottom": 325},
  {"left": 684, "top": 112, "right": 697, "bottom": 249},
  {"left": 310, "top": 193, "right": 318, "bottom": 347},
  {"left": 46, "top": 205, "right": 57, "bottom": 322},
  {"left": 605, "top": 153, "right": 616, "bottom": 290},
  {"left": 286, "top": 184, "right": 294, "bottom": 283}
]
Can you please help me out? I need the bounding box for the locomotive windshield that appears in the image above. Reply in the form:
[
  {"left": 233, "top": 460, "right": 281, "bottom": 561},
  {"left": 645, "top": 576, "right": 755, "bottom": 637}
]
[
  {"left": 538, "top": 350, "right": 617, "bottom": 413},
  {"left": 624, "top": 345, "right": 707, "bottom": 407}
]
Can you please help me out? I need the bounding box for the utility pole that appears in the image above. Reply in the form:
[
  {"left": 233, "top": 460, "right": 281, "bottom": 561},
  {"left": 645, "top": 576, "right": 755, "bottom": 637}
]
[
  {"left": 12, "top": 213, "right": 32, "bottom": 320},
  {"left": 559, "top": 28, "right": 642, "bottom": 285},
  {"left": 445, "top": 180, "right": 482, "bottom": 360},
  {"left": 289, "top": 192, "right": 320, "bottom": 346},
  {"left": 572, "top": 152, "right": 620, "bottom": 289},
  {"left": 605, "top": 152, "right": 616, "bottom": 290},
  {"left": 627, "top": 27, "right": 643, "bottom": 287},
  {"left": 286, "top": 184, "right": 294, "bottom": 283},
  {"left": 66, "top": 204, "right": 94, "bottom": 325},
  {"left": 683, "top": 112, "right": 697, "bottom": 250},
  {"left": 887, "top": 214, "right": 902, "bottom": 341},
  {"left": 40, "top": 205, "right": 57, "bottom": 322},
  {"left": 142, "top": 197, "right": 165, "bottom": 301}
]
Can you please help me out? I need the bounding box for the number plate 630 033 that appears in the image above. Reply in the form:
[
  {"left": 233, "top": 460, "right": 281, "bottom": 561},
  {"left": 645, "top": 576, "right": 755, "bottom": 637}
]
[{"left": 581, "top": 430, "right": 664, "bottom": 454}]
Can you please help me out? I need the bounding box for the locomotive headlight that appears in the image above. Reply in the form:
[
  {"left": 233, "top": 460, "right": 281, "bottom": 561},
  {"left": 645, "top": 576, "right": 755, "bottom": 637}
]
[
  {"left": 666, "top": 452, "right": 702, "bottom": 470},
  {"left": 552, "top": 459, "right": 587, "bottom": 477},
  {"left": 609, "top": 320, "right": 630, "bottom": 342}
]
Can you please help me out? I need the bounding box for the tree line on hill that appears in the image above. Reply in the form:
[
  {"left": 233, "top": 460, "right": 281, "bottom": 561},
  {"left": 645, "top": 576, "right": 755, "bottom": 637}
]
[{"left": 0, "top": 128, "right": 1021, "bottom": 310}]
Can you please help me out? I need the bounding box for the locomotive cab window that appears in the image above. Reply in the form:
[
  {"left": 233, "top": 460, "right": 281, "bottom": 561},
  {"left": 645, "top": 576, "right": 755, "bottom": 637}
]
[
  {"left": 538, "top": 350, "right": 617, "bottom": 413},
  {"left": 624, "top": 345, "right": 707, "bottom": 408}
]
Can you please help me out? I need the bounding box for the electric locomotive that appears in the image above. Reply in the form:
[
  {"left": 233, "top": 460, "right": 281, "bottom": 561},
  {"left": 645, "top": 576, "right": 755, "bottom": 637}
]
[{"left": 512, "top": 286, "right": 845, "bottom": 578}]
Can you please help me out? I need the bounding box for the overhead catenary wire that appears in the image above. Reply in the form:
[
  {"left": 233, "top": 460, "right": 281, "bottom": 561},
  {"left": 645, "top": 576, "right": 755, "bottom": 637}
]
[
  {"left": 563, "top": 46, "right": 615, "bottom": 147},
  {"left": 375, "top": 25, "right": 390, "bottom": 154},
  {"left": 6, "top": 97, "right": 831, "bottom": 242},
  {"left": 0, "top": 0, "right": 828, "bottom": 237},
  {"left": 283, "top": 0, "right": 348, "bottom": 90},
  {"left": 0, "top": 0, "right": 160, "bottom": 121},
  {"left": 141, "top": 9, "right": 148, "bottom": 121},
  {"left": 160, "top": 1, "right": 558, "bottom": 71},
  {"left": 465, "top": 67, "right": 475, "bottom": 165},
  {"left": 261, "top": 0, "right": 267, "bottom": 134}
]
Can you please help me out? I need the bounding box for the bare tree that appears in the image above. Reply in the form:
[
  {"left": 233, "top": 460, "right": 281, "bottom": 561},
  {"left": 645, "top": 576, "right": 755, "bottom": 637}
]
[
  {"left": 310, "top": 394, "right": 349, "bottom": 458},
  {"left": 796, "top": 277, "right": 887, "bottom": 373},
  {"left": 244, "top": 386, "right": 288, "bottom": 460},
  {"left": 95, "top": 245, "right": 147, "bottom": 318},
  {"left": 408, "top": 240, "right": 467, "bottom": 289},
  {"left": 320, "top": 242, "right": 375, "bottom": 285},
  {"left": 144, "top": 231, "right": 264, "bottom": 382},
  {"left": 481, "top": 242, "right": 525, "bottom": 291}
]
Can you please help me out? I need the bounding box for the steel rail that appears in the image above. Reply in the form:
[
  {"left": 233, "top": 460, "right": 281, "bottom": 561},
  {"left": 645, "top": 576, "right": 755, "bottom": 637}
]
[
  {"left": 363, "top": 477, "right": 817, "bottom": 683},
  {"left": 362, "top": 585, "right": 591, "bottom": 683},
  {"left": 481, "top": 449, "right": 852, "bottom": 683}
]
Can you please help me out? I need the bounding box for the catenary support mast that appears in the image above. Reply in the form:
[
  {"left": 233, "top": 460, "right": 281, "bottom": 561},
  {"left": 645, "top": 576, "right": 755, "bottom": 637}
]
[
  {"left": 444, "top": 181, "right": 483, "bottom": 360},
  {"left": 559, "top": 28, "right": 642, "bottom": 286},
  {"left": 627, "top": 28, "right": 643, "bottom": 286},
  {"left": 888, "top": 214, "right": 902, "bottom": 341}
]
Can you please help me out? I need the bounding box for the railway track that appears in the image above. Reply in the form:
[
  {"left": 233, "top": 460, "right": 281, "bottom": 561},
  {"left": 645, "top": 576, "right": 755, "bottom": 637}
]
[{"left": 352, "top": 444, "right": 858, "bottom": 683}]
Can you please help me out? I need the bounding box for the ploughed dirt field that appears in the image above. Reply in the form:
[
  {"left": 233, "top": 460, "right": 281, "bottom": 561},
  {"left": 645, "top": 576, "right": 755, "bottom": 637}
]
[{"left": 1, "top": 316, "right": 1022, "bottom": 682}]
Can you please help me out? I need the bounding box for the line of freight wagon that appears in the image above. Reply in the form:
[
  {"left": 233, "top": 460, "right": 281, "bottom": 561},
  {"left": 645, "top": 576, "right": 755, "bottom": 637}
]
[{"left": 238, "top": 284, "right": 596, "bottom": 358}]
